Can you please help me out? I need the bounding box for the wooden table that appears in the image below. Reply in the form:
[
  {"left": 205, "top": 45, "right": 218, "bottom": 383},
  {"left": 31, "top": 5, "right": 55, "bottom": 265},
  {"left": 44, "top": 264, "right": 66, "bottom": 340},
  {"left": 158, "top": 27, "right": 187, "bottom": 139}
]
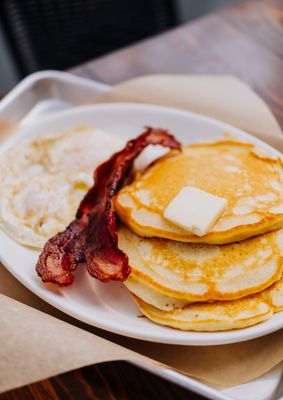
[
  {"left": 71, "top": 0, "right": 283, "bottom": 130},
  {"left": 2, "top": 0, "right": 283, "bottom": 399}
]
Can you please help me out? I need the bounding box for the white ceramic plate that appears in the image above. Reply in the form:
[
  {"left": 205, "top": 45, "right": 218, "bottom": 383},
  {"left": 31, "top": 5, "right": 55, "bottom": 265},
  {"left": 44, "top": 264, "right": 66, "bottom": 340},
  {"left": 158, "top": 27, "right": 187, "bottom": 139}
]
[{"left": 1, "top": 103, "right": 283, "bottom": 346}]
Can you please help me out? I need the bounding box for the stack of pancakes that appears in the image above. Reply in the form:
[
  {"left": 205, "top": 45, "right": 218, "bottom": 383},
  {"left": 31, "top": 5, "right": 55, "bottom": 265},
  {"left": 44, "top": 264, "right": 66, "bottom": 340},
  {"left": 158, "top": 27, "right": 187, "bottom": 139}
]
[{"left": 115, "top": 140, "right": 283, "bottom": 331}]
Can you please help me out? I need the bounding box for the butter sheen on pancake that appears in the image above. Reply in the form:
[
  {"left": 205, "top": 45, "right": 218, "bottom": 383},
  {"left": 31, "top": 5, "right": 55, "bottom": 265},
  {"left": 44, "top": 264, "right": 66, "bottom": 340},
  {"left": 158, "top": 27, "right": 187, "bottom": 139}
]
[
  {"left": 119, "top": 225, "right": 283, "bottom": 303},
  {"left": 116, "top": 141, "right": 283, "bottom": 244}
]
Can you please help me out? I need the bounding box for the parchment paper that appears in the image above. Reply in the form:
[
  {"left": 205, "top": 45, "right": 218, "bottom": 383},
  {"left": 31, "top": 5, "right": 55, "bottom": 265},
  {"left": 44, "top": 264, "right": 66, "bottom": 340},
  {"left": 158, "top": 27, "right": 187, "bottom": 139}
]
[{"left": 1, "top": 74, "right": 283, "bottom": 393}]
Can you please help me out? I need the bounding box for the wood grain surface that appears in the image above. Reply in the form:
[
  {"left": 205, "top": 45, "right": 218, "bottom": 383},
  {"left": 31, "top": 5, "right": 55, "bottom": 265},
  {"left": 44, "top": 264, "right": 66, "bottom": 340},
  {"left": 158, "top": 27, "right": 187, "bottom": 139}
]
[
  {"left": 0, "top": 362, "right": 207, "bottom": 400},
  {"left": 2, "top": 0, "right": 283, "bottom": 399},
  {"left": 71, "top": 0, "right": 283, "bottom": 130}
]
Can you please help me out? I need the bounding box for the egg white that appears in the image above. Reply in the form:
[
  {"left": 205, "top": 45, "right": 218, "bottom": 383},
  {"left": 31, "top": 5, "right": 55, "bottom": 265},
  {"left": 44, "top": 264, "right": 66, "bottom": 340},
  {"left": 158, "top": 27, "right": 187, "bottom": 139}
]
[{"left": 0, "top": 126, "right": 124, "bottom": 248}]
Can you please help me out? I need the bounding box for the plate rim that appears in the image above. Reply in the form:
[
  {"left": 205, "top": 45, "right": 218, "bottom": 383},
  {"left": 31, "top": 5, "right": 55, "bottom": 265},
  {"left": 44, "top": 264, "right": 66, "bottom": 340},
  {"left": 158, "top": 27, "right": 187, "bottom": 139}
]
[{"left": 1, "top": 101, "right": 283, "bottom": 346}]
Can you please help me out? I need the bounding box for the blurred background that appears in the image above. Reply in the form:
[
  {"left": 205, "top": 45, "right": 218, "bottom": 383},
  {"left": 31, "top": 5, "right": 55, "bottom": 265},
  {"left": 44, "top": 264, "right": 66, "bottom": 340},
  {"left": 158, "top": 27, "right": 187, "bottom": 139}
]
[{"left": 0, "top": 0, "right": 239, "bottom": 92}]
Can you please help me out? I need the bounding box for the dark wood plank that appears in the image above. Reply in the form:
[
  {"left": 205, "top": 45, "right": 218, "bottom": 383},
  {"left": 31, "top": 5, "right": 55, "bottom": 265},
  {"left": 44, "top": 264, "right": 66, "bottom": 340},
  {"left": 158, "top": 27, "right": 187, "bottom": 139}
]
[
  {"left": 70, "top": 0, "right": 283, "bottom": 129},
  {"left": 0, "top": 362, "right": 208, "bottom": 400}
]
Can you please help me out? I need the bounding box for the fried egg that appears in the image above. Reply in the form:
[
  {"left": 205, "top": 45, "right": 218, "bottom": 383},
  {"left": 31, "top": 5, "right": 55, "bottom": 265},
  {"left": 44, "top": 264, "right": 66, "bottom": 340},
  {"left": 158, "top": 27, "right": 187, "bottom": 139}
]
[{"left": 0, "top": 126, "right": 124, "bottom": 247}]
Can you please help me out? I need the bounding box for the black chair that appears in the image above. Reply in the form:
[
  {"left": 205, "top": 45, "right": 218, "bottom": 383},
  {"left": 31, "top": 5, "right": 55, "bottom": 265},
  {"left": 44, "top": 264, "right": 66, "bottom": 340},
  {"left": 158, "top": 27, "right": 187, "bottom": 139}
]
[{"left": 0, "top": 0, "right": 177, "bottom": 76}]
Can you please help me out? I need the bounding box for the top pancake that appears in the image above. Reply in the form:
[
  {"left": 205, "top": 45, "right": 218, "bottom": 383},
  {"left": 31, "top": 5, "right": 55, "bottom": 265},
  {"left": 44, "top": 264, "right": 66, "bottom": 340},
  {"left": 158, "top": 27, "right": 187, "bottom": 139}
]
[{"left": 116, "top": 140, "right": 283, "bottom": 244}]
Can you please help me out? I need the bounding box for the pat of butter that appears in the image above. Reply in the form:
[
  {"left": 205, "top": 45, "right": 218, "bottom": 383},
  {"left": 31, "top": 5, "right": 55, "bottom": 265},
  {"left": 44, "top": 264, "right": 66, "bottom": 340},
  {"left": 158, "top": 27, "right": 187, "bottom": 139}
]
[{"left": 163, "top": 186, "right": 227, "bottom": 236}]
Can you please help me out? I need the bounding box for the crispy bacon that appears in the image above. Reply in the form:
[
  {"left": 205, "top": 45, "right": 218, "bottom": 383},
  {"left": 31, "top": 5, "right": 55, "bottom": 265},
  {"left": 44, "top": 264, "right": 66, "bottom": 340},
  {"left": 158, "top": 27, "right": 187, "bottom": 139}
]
[{"left": 36, "top": 127, "right": 181, "bottom": 286}]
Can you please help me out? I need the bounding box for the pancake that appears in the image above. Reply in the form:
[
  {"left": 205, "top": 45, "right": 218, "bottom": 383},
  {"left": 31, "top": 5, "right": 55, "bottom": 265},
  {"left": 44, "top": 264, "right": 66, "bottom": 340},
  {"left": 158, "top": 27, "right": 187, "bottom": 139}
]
[
  {"left": 133, "top": 277, "right": 283, "bottom": 331},
  {"left": 0, "top": 126, "right": 124, "bottom": 247},
  {"left": 124, "top": 275, "right": 188, "bottom": 311},
  {"left": 118, "top": 225, "right": 283, "bottom": 303},
  {"left": 134, "top": 294, "right": 272, "bottom": 331},
  {"left": 115, "top": 140, "right": 283, "bottom": 244}
]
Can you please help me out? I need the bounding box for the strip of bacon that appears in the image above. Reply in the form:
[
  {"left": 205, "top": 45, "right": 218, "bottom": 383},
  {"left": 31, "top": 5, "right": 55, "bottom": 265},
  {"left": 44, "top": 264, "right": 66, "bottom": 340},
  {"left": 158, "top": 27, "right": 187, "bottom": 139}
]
[{"left": 36, "top": 127, "right": 181, "bottom": 286}]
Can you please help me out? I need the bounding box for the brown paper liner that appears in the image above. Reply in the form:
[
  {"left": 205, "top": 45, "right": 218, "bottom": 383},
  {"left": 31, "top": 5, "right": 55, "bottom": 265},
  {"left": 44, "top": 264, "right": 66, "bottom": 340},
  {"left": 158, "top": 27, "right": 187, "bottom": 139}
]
[{"left": 1, "top": 74, "right": 283, "bottom": 393}]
